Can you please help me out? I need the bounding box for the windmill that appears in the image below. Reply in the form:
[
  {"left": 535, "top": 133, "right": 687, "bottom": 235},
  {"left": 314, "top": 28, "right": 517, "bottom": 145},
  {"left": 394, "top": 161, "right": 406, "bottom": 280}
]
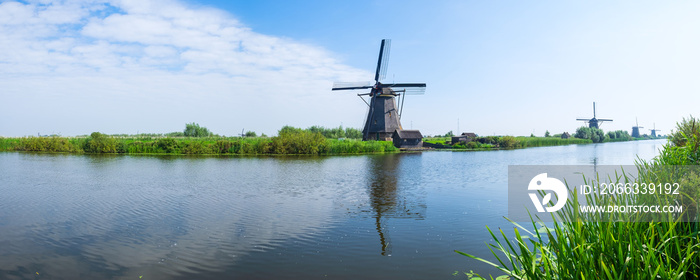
[
  {"left": 631, "top": 118, "right": 644, "bottom": 138},
  {"left": 649, "top": 123, "right": 661, "bottom": 137},
  {"left": 332, "top": 39, "right": 426, "bottom": 141},
  {"left": 576, "top": 102, "right": 612, "bottom": 129}
]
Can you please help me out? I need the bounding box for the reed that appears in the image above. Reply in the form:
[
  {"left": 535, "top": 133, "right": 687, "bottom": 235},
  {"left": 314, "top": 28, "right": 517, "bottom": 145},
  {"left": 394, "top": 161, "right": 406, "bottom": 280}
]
[
  {"left": 458, "top": 116, "right": 700, "bottom": 279},
  {"left": 457, "top": 172, "right": 700, "bottom": 279},
  {"left": 516, "top": 136, "right": 592, "bottom": 147},
  {"left": 0, "top": 134, "right": 396, "bottom": 155}
]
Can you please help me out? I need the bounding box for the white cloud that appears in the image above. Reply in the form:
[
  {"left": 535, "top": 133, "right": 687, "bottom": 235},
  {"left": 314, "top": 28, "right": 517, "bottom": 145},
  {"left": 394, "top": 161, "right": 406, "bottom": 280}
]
[{"left": 0, "top": 0, "right": 370, "bottom": 136}]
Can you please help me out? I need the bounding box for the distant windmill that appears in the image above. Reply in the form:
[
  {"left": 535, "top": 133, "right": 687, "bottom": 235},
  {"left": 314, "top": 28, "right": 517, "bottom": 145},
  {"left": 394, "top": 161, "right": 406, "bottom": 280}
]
[
  {"left": 649, "top": 123, "right": 661, "bottom": 137},
  {"left": 631, "top": 118, "right": 644, "bottom": 138},
  {"left": 576, "top": 102, "right": 612, "bottom": 129},
  {"left": 332, "top": 39, "right": 426, "bottom": 141}
]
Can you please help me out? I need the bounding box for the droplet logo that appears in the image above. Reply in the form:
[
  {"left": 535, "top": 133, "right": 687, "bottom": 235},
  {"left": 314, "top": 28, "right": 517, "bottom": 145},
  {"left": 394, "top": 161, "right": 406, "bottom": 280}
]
[{"left": 528, "top": 173, "right": 568, "bottom": 212}]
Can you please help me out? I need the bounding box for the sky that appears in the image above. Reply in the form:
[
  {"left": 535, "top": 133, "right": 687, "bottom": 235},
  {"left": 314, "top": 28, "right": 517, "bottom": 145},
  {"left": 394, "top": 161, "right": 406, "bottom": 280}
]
[{"left": 1, "top": 0, "right": 699, "bottom": 137}]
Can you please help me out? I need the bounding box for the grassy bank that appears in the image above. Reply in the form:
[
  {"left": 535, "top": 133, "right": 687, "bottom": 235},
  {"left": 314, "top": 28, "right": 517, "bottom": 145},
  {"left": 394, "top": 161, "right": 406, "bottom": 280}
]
[
  {"left": 458, "top": 116, "right": 700, "bottom": 279},
  {"left": 424, "top": 136, "right": 592, "bottom": 150},
  {"left": 515, "top": 136, "right": 592, "bottom": 147},
  {"left": 0, "top": 132, "right": 397, "bottom": 155}
]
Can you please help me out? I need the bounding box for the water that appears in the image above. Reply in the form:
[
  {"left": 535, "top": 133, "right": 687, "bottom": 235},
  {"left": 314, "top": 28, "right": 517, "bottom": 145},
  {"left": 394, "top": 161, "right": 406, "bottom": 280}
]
[{"left": 0, "top": 140, "right": 665, "bottom": 279}]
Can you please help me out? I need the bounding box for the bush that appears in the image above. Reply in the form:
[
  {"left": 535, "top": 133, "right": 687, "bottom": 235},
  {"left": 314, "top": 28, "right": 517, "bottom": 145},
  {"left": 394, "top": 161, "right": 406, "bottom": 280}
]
[
  {"left": 21, "top": 137, "right": 78, "bottom": 152},
  {"left": 184, "top": 123, "right": 213, "bottom": 137},
  {"left": 669, "top": 115, "right": 699, "bottom": 148},
  {"left": 575, "top": 126, "right": 606, "bottom": 143},
  {"left": 656, "top": 115, "right": 700, "bottom": 165},
  {"left": 498, "top": 136, "right": 518, "bottom": 149},
  {"left": 272, "top": 128, "right": 327, "bottom": 154},
  {"left": 156, "top": 138, "right": 179, "bottom": 153},
  {"left": 84, "top": 132, "right": 117, "bottom": 153},
  {"left": 181, "top": 141, "right": 212, "bottom": 154}
]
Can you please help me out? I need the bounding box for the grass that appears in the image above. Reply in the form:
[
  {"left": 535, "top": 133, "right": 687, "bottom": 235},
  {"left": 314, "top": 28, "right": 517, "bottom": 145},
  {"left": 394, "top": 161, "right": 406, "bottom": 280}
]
[
  {"left": 424, "top": 136, "right": 593, "bottom": 150},
  {"left": 457, "top": 172, "right": 700, "bottom": 279},
  {"left": 516, "top": 136, "right": 592, "bottom": 147},
  {"left": 457, "top": 116, "right": 700, "bottom": 279},
  {"left": 0, "top": 134, "right": 398, "bottom": 155}
]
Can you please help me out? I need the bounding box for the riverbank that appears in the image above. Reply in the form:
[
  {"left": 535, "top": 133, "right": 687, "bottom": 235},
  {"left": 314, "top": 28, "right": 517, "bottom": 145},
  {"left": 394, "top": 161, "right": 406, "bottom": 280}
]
[
  {"left": 0, "top": 132, "right": 398, "bottom": 155},
  {"left": 424, "top": 136, "right": 594, "bottom": 150},
  {"left": 1, "top": 134, "right": 667, "bottom": 156}
]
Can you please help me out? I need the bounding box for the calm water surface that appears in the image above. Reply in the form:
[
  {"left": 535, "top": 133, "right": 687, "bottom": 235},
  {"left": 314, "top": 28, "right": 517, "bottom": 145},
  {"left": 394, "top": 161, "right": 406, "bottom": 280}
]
[{"left": 0, "top": 140, "right": 665, "bottom": 279}]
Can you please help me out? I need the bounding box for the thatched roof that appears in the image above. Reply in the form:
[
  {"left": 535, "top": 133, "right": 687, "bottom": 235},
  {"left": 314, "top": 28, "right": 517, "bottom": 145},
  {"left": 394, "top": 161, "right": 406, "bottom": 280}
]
[{"left": 393, "top": 129, "right": 423, "bottom": 139}]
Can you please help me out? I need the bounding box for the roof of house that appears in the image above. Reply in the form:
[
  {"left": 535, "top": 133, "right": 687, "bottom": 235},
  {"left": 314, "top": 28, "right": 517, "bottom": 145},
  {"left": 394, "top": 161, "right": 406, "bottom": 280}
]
[
  {"left": 393, "top": 129, "right": 423, "bottom": 139},
  {"left": 460, "top": 132, "right": 477, "bottom": 138}
]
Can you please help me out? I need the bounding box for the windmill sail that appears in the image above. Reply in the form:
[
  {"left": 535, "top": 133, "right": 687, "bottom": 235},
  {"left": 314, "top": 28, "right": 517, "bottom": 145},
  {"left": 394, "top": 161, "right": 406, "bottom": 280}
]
[
  {"left": 375, "top": 39, "right": 391, "bottom": 82},
  {"left": 332, "top": 81, "right": 374, "bottom": 91}
]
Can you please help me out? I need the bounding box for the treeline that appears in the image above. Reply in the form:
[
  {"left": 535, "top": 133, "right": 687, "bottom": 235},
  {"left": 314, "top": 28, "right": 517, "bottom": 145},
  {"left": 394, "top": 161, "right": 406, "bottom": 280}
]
[{"left": 0, "top": 128, "right": 395, "bottom": 155}]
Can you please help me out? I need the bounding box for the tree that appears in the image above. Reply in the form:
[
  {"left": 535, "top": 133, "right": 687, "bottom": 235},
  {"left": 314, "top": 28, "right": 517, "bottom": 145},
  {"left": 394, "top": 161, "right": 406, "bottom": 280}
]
[
  {"left": 575, "top": 126, "right": 591, "bottom": 139},
  {"left": 245, "top": 131, "right": 257, "bottom": 137},
  {"left": 345, "top": 127, "right": 363, "bottom": 139},
  {"left": 84, "top": 132, "right": 117, "bottom": 153},
  {"left": 445, "top": 131, "right": 455, "bottom": 137},
  {"left": 575, "top": 126, "right": 606, "bottom": 143},
  {"left": 545, "top": 130, "right": 550, "bottom": 137},
  {"left": 183, "top": 123, "right": 213, "bottom": 137}
]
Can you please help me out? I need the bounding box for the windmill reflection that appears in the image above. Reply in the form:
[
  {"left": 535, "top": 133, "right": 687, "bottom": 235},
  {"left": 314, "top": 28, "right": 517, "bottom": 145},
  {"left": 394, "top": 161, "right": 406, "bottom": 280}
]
[{"left": 366, "top": 153, "right": 425, "bottom": 256}]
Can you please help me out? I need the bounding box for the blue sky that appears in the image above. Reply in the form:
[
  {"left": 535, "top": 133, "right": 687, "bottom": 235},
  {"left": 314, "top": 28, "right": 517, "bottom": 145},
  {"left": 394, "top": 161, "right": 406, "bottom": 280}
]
[{"left": 1, "top": 0, "right": 699, "bottom": 137}]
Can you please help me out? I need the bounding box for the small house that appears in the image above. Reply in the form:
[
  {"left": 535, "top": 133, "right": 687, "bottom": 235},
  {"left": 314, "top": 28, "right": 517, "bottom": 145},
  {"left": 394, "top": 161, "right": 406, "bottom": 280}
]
[
  {"left": 561, "top": 132, "right": 571, "bottom": 139},
  {"left": 392, "top": 130, "right": 423, "bottom": 149},
  {"left": 452, "top": 132, "right": 477, "bottom": 144}
]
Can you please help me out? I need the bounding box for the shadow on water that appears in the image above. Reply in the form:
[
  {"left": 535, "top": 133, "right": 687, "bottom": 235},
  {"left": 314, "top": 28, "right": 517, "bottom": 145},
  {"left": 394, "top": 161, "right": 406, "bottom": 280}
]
[{"left": 366, "top": 153, "right": 426, "bottom": 256}]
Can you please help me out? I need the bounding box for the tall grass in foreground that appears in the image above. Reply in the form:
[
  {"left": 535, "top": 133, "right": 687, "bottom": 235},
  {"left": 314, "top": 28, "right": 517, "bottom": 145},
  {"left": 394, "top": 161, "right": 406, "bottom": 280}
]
[
  {"left": 457, "top": 174, "right": 700, "bottom": 279},
  {"left": 457, "top": 116, "right": 700, "bottom": 279}
]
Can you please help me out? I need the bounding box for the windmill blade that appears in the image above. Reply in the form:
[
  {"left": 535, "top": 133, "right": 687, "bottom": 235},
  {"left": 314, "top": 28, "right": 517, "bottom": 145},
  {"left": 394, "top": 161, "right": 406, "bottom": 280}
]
[
  {"left": 392, "top": 87, "right": 426, "bottom": 95},
  {"left": 374, "top": 39, "right": 391, "bottom": 82},
  {"left": 332, "top": 81, "right": 374, "bottom": 91},
  {"left": 576, "top": 119, "right": 591, "bottom": 121},
  {"left": 597, "top": 119, "right": 613, "bottom": 122},
  {"left": 382, "top": 83, "right": 426, "bottom": 88}
]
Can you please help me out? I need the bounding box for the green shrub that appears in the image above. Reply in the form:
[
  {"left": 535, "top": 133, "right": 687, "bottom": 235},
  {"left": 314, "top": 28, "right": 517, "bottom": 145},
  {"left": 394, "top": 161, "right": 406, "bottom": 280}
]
[
  {"left": 575, "top": 126, "right": 607, "bottom": 143},
  {"left": 183, "top": 122, "right": 213, "bottom": 137},
  {"left": 272, "top": 129, "right": 327, "bottom": 155},
  {"left": 21, "top": 136, "right": 78, "bottom": 152},
  {"left": 213, "top": 139, "right": 234, "bottom": 154},
  {"left": 84, "top": 132, "right": 117, "bottom": 153},
  {"left": 498, "top": 136, "right": 518, "bottom": 149},
  {"left": 181, "top": 141, "right": 212, "bottom": 154},
  {"left": 156, "top": 138, "right": 179, "bottom": 153}
]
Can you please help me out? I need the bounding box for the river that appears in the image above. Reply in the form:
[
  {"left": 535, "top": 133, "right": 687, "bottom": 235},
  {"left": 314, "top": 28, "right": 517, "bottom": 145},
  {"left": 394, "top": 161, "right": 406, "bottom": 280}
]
[{"left": 0, "top": 139, "right": 666, "bottom": 279}]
